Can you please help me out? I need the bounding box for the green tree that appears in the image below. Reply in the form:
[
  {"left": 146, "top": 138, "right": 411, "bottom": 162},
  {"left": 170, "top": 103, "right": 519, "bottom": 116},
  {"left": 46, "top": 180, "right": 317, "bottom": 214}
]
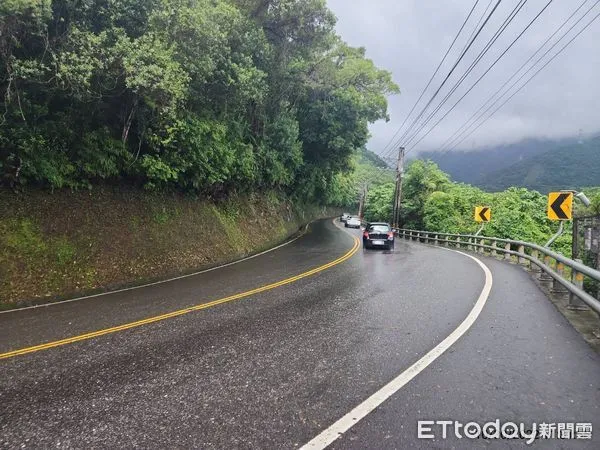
[
  {"left": 401, "top": 160, "right": 451, "bottom": 229},
  {"left": 0, "top": 0, "right": 399, "bottom": 203},
  {"left": 364, "top": 182, "right": 394, "bottom": 222}
]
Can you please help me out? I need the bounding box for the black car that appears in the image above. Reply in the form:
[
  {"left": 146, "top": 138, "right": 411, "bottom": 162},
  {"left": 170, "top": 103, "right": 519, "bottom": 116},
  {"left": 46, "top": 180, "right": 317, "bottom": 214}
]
[{"left": 363, "top": 222, "right": 395, "bottom": 250}]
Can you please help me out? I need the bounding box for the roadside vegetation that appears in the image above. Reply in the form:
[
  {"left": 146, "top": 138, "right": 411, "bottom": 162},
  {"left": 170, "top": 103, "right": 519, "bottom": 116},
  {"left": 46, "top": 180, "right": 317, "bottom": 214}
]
[
  {"left": 0, "top": 188, "right": 337, "bottom": 307},
  {"left": 0, "top": 0, "right": 398, "bottom": 205},
  {"left": 0, "top": 1, "right": 400, "bottom": 306},
  {"left": 3, "top": 2, "right": 597, "bottom": 305},
  {"left": 363, "top": 160, "right": 600, "bottom": 257}
]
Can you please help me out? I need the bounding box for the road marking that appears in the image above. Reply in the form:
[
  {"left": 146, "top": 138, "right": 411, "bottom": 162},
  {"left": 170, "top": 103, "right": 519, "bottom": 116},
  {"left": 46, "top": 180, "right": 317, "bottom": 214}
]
[
  {"left": 0, "top": 230, "right": 360, "bottom": 360},
  {"left": 1, "top": 223, "right": 312, "bottom": 314},
  {"left": 300, "top": 247, "right": 493, "bottom": 450}
]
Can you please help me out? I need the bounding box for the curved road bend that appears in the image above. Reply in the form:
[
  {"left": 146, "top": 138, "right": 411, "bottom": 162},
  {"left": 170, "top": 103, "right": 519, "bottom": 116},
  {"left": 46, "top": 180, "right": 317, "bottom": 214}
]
[{"left": 1, "top": 219, "right": 599, "bottom": 448}]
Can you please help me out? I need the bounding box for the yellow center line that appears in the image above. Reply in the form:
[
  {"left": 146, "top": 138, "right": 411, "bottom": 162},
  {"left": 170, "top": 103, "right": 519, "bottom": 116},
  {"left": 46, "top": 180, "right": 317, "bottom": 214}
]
[{"left": 0, "top": 235, "right": 360, "bottom": 360}]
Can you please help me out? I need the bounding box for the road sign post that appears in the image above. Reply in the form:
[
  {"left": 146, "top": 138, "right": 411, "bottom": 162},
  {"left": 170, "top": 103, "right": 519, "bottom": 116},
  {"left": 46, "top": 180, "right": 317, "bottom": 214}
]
[
  {"left": 545, "top": 192, "right": 573, "bottom": 249},
  {"left": 474, "top": 206, "right": 491, "bottom": 236}
]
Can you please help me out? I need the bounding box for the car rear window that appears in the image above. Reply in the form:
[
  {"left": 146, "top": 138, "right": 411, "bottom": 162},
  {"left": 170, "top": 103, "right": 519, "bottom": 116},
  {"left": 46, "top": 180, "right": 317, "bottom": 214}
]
[{"left": 368, "top": 225, "right": 390, "bottom": 232}]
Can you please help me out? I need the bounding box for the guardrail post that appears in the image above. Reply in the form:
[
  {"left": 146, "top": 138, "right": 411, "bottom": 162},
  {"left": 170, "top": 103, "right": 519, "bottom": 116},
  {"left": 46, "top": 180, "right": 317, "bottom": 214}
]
[
  {"left": 569, "top": 260, "right": 590, "bottom": 310},
  {"left": 434, "top": 234, "right": 439, "bottom": 246},
  {"left": 539, "top": 255, "right": 553, "bottom": 281},
  {"left": 425, "top": 233, "right": 430, "bottom": 244},
  {"left": 518, "top": 245, "right": 527, "bottom": 266},
  {"left": 530, "top": 249, "right": 542, "bottom": 275},
  {"left": 445, "top": 235, "right": 449, "bottom": 247},
  {"left": 456, "top": 237, "right": 461, "bottom": 249},
  {"left": 552, "top": 262, "right": 568, "bottom": 295},
  {"left": 479, "top": 238, "right": 485, "bottom": 254},
  {"left": 491, "top": 241, "right": 497, "bottom": 257},
  {"left": 504, "top": 243, "right": 511, "bottom": 261}
]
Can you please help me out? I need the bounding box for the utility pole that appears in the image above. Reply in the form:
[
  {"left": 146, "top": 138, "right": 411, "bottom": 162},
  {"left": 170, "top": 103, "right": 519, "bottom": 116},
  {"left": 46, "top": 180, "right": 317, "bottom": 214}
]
[
  {"left": 392, "top": 147, "right": 405, "bottom": 229},
  {"left": 358, "top": 182, "right": 368, "bottom": 220},
  {"left": 391, "top": 177, "right": 399, "bottom": 227}
]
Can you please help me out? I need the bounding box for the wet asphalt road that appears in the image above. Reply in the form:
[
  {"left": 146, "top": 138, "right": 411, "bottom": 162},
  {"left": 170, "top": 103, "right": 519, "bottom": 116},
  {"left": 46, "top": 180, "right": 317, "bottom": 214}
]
[{"left": 1, "top": 218, "right": 599, "bottom": 449}]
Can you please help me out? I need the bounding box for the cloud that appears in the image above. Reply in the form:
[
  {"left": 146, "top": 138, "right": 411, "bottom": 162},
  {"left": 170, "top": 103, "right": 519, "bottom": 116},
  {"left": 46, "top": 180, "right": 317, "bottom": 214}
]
[{"left": 326, "top": 0, "right": 600, "bottom": 155}]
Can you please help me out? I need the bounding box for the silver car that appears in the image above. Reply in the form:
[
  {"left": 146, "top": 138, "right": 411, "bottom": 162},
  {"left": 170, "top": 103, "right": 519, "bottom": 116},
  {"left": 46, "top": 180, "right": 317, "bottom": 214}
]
[
  {"left": 340, "top": 213, "right": 352, "bottom": 223},
  {"left": 345, "top": 216, "right": 362, "bottom": 228}
]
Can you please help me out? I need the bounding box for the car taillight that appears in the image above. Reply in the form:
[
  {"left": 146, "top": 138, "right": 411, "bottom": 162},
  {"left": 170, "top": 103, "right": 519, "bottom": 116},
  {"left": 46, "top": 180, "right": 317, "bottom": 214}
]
[
  {"left": 387, "top": 232, "right": 394, "bottom": 240},
  {"left": 363, "top": 232, "right": 369, "bottom": 238}
]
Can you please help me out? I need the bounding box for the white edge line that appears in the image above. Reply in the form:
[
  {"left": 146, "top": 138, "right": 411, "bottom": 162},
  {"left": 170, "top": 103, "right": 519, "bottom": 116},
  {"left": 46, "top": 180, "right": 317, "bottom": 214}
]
[
  {"left": 300, "top": 246, "right": 493, "bottom": 450},
  {"left": 1, "top": 222, "right": 313, "bottom": 314}
]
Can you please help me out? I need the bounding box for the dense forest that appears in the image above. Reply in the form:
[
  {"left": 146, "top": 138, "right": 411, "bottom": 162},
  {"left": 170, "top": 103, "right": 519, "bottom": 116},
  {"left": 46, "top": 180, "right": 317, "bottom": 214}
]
[{"left": 0, "top": 0, "right": 398, "bottom": 205}]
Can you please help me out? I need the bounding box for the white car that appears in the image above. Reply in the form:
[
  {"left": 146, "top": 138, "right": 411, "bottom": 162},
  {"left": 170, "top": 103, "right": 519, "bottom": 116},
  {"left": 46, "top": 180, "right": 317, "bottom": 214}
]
[{"left": 345, "top": 216, "right": 362, "bottom": 228}]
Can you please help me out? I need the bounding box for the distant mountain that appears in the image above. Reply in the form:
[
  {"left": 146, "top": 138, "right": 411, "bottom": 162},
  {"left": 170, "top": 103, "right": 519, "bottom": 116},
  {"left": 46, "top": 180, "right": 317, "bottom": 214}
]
[
  {"left": 359, "top": 147, "right": 389, "bottom": 168},
  {"left": 418, "top": 137, "right": 577, "bottom": 185},
  {"left": 478, "top": 137, "right": 600, "bottom": 193}
]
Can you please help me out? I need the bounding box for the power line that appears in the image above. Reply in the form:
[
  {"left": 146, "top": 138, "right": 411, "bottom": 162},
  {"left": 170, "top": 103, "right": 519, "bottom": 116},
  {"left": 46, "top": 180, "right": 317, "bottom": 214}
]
[
  {"left": 390, "top": 0, "right": 503, "bottom": 154},
  {"left": 405, "top": 0, "right": 555, "bottom": 154},
  {"left": 459, "top": 0, "right": 495, "bottom": 57},
  {"left": 439, "top": 0, "right": 599, "bottom": 153},
  {"left": 441, "top": 0, "right": 600, "bottom": 150},
  {"left": 401, "top": 0, "right": 530, "bottom": 148},
  {"left": 442, "top": 7, "right": 600, "bottom": 154},
  {"left": 381, "top": 0, "right": 492, "bottom": 161},
  {"left": 381, "top": 0, "right": 504, "bottom": 160},
  {"left": 378, "top": 0, "right": 483, "bottom": 160},
  {"left": 404, "top": 0, "right": 553, "bottom": 151}
]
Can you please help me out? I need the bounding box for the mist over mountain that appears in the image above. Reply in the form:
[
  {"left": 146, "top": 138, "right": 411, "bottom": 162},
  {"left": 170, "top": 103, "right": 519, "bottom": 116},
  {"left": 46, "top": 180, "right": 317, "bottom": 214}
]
[
  {"left": 417, "top": 134, "right": 599, "bottom": 192},
  {"left": 418, "top": 137, "right": 577, "bottom": 185}
]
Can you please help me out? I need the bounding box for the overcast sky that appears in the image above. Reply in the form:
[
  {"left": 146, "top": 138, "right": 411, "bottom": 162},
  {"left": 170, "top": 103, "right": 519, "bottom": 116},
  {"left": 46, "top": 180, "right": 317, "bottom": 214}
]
[{"left": 326, "top": 0, "right": 600, "bottom": 157}]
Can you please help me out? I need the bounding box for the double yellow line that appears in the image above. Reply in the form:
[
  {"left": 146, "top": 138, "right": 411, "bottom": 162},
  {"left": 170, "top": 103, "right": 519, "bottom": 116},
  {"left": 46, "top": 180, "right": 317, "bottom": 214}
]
[{"left": 0, "top": 234, "right": 360, "bottom": 360}]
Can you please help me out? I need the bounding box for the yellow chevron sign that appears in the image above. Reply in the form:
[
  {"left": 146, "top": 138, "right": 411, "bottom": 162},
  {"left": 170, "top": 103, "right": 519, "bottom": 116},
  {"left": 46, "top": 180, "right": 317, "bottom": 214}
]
[
  {"left": 547, "top": 192, "right": 573, "bottom": 221},
  {"left": 475, "top": 206, "right": 491, "bottom": 223}
]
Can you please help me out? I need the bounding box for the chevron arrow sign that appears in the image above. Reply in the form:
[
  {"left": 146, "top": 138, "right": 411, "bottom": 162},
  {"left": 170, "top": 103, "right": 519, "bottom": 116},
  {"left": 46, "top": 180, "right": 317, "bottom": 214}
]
[
  {"left": 547, "top": 192, "right": 573, "bottom": 221},
  {"left": 474, "top": 206, "right": 491, "bottom": 223}
]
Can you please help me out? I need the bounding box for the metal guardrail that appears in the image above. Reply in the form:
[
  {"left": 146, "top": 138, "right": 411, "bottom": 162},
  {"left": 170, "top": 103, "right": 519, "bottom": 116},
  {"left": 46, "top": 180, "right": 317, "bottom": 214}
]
[{"left": 397, "top": 228, "right": 600, "bottom": 315}]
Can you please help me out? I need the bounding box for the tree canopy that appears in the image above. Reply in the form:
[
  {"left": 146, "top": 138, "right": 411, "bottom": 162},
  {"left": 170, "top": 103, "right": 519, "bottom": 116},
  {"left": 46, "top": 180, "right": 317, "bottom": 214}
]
[{"left": 0, "top": 0, "right": 398, "bottom": 204}]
